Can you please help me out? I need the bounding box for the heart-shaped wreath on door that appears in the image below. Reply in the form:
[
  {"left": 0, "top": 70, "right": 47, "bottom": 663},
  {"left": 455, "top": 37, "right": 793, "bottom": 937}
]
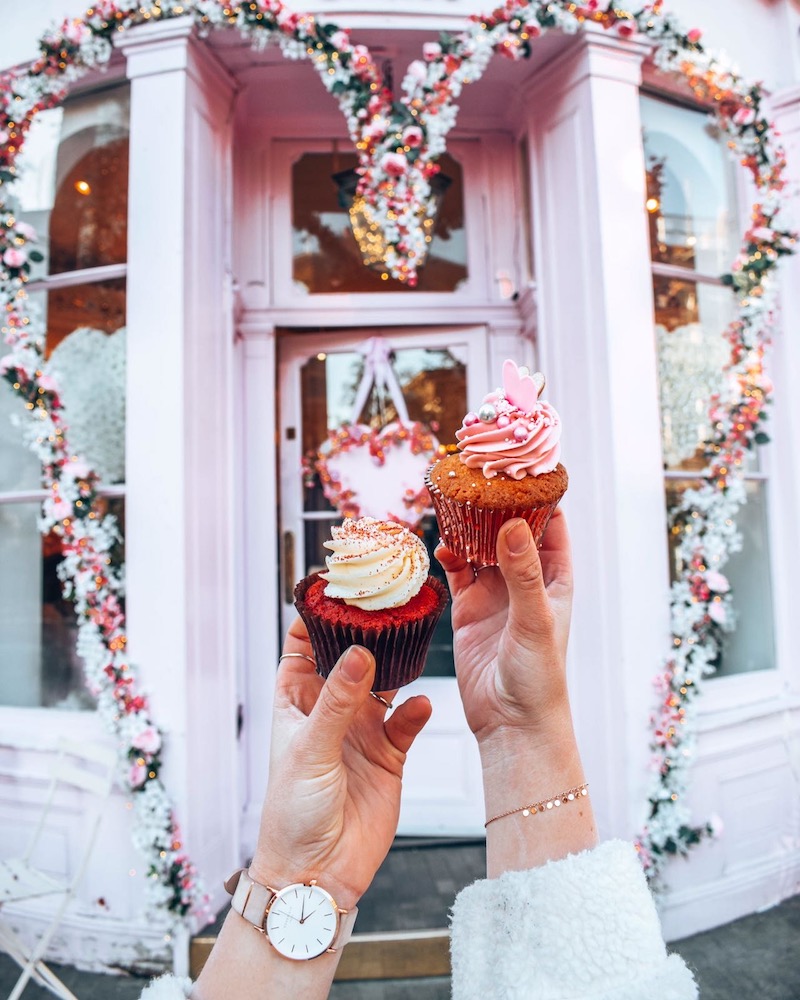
[{"left": 303, "top": 337, "right": 440, "bottom": 529}]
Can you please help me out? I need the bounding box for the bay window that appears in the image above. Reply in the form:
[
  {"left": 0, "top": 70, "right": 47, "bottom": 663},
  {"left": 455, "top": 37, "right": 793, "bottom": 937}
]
[
  {"left": 0, "top": 85, "right": 128, "bottom": 709},
  {"left": 641, "top": 94, "right": 775, "bottom": 677}
]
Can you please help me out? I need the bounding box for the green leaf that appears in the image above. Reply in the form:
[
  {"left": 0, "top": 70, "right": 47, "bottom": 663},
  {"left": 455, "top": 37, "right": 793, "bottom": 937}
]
[
  {"left": 29, "top": 249, "right": 44, "bottom": 262},
  {"left": 754, "top": 431, "right": 770, "bottom": 445}
]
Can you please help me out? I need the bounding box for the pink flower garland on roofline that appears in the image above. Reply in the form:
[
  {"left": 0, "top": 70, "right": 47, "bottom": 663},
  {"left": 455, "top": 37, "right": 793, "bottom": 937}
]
[{"left": 0, "top": 0, "right": 795, "bottom": 926}]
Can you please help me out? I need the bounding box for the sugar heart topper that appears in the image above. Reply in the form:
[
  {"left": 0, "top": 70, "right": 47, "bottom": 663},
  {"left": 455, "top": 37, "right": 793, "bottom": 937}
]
[{"left": 502, "top": 359, "right": 546, "bottom": 413}]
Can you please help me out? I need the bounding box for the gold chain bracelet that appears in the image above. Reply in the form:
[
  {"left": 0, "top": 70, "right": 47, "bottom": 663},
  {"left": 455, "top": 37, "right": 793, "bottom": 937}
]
[{"left": 485, "top": 782, "right": 589, "bottom": 828}]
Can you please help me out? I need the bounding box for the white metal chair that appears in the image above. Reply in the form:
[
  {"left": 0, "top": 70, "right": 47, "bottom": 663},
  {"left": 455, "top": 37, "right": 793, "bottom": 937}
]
[{"left": 0, "top": 738, "right": 117, "bottom": 1000}]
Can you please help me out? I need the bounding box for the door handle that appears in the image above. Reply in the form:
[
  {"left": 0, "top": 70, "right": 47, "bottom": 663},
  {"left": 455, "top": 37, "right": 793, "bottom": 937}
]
[{"left": 283, "top": 531, "right": 296, "bottom": 605}]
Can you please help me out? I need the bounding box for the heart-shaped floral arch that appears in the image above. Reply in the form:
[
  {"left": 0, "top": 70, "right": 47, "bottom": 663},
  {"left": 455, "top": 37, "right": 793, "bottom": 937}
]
[{"left": 0, "top": 0, "right": 794, "bottom": 925}]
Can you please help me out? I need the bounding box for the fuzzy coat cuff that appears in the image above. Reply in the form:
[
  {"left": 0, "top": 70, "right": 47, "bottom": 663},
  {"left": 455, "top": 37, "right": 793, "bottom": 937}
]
[{"left": 449, "top": 839, "right": 697, "bottom": 1000}]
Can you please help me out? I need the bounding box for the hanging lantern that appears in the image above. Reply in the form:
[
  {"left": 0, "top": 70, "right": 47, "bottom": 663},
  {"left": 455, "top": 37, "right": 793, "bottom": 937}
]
[{"left": 332, "top": 168, "right": 451, "bottom": 277}]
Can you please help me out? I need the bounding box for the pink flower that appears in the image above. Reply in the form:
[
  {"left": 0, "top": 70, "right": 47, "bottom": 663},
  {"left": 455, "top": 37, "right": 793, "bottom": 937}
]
[
  {"left": 351, "top": 45, "right": 371, "bottom": 68},
  {"left": 380, "top": 152, "right": 408, "bottom": 177},
  {"left": 14, "top": 221, "right": 38, "bottom": 241},
  {"left": 132, "top": 726, "right": 161, "bottom": 754},
  {"left": 750, "top": 226, "right": 774, "bottom": 242},
  {"left": 733, "top": 107, "right": 756, "bottom": 127},
  {"left": 423, "top": 42, "right": 441, "bottom": 61},
  {"left": 708, "top": 813, "right": 724, "bottom": 838},
  {"left": 708, "top": 601, "right": 727, "bottom": 625},
  {"left": 705, "top": 570, "right": 730, "bottom": 593},
  {"left": 363, "top": 120, "right": 387, "bottom": 141},
  {"left": 0, "top": 130, "right": 8, "bottom": 145},
  {"left": 617, "top": 20, "right": 637, "bottom": 38},
  {"left": 50, "top": 499, "right": 73, "bottom": 521},
  {"left": 0, "top": 355, "right": 12, "bottom": 375},
  {"left": 403, "top": 126, "right": 423, "bottom": 148},
  {"left": 686, "top": 28, "right": 702, "bottom": 44},
  {"left": 330, "top": 30, "right": 350, "bottom": 51},
  {"left": 128, "top": 762, "right": 147, "bottom": 789},
  {"left": 61, "top": 458, "right": 91, "bottom": 480},
  {"left": 276, "top": 9, "right": 299, "bottom": 31},
  {"left": 62, "top": 20, "right": 90, "bottom": 45},
  {"left": 405, "top": 60, "right": 428, "bottom": 84},
  {"left": 38, "top": 374, "right": 59, "bottom": 392},
  {"left": 3, "top": 247, "right": 27, "bottom": 269}
]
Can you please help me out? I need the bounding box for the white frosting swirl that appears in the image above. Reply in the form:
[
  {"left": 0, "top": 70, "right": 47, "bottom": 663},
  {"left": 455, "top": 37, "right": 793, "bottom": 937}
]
[{"left": 321, "top": 517, "right": 429, "bottom": 610}]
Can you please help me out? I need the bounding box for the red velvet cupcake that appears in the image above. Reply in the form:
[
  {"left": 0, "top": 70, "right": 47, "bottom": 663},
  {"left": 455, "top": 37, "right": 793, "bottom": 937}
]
[
  {"left": 426, "top": 361, "right": 567, "bottom": 567},
  {"left": 294, "top": 517, "right": 448, "bottom": 690}
]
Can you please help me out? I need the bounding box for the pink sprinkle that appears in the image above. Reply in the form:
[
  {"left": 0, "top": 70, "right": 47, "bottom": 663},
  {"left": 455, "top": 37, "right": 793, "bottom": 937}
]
[
  {"left": 513, "top": 426, "right": 528, "bottom": 441},
  {"left": 497, "top": 414, "right": 510, "bottom": 428},
  {"left": 463, "top": 412, "right": 480, "bottom": 426}
]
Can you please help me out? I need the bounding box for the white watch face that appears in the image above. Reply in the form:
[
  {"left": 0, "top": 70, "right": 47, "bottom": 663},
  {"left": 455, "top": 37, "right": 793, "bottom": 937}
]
[{"left": 266, "top": 883, "right": 339, "bottom": 960}]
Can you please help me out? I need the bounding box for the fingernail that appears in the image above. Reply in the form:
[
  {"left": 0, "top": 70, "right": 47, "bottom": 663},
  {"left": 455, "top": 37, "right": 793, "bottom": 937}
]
[
  {"left": 341, "top": 646, "right": 371, "bottom": 683},
  {"left": 506, "top": 520, "right": 531, "bottom": 554}
]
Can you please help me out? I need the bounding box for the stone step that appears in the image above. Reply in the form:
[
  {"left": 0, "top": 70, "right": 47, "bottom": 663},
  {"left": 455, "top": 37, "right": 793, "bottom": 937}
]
[{"left": 190, "top": 838, "right": 486, "bottom": 980}]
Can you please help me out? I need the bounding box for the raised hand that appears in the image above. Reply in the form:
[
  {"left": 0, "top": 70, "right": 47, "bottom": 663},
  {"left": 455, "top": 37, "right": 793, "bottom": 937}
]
[
  {"left": 436, "top": 510, "right": 596, "bottom": 875},
  {"left": 249, "top": 618, "right": 432, "bottom": 910}
]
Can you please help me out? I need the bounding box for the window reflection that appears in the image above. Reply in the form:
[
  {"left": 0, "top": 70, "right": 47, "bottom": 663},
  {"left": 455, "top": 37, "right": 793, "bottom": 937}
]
[
  {"left": 642, "top": 93, "right": 775, "bottom": 678},
  {"left": 665, "top": 480, "right": 774, "bottom": 677},
  {"left": 12, "top": 88, "right": 130, "bottom": 278},
  {"left": 292, "top": 152, "right": 467, "bottom": 293},
  {"left": 0, "top": 498, "right": 125, "bottom": 709},
  {"left": 642, "top": 95, "right": 739, "bottom": 274}
]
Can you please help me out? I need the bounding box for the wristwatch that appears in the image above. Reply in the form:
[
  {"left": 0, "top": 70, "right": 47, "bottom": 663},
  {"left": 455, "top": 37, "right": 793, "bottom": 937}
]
[{"left": 224, "top": 868, "right": 358, "bottom": 960}]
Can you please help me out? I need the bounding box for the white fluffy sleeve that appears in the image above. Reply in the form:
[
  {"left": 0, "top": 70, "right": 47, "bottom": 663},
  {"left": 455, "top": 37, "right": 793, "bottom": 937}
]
[
  {"left": 138, "top": 974, "right": 193, "bottom": 999},
  {"left": 449, "top": 840, "right": 697, "bottom": 1000}
]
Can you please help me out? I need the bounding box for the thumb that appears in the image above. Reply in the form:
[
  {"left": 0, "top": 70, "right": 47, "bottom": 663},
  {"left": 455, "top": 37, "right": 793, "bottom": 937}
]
[
  {"left": 496, "top": 519, "right": 554, "bottom": 646},
  {"left": 305, "top": 646, "right": 375, "bottom": 760}
]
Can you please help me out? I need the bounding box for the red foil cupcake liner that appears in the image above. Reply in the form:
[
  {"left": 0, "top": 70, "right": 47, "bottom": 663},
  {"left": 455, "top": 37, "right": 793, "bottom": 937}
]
[
  {"left": 426, "top": 471, "right": 563, "bottom": 568},
  {"left": 294, "top": 574, "right": 449, "bottom": 691}
]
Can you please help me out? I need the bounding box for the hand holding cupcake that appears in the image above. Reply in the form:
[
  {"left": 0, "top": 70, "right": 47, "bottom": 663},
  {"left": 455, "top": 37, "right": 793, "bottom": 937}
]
[{"left": 426, "top": 360, "right": 568, "bottom": 567}]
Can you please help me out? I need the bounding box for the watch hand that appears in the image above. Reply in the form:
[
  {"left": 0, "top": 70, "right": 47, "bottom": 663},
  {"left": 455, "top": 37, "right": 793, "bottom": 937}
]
[
  {"left": 300, "top": 897, "right": 306, "bottom": 924},
  {"left": 271, "top": 906, "right": 300, "bottom": 923}
]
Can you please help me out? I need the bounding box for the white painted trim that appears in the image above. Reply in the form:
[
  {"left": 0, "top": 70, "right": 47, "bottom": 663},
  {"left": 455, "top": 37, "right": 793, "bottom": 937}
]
[{"left": 661, "top": 846, "right": 800, "bottom": 942}]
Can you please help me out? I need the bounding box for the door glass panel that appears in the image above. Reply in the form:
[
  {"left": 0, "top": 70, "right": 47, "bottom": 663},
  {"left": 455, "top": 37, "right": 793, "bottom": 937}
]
[
  {"left": 666, "top": 479, "right": 774, "bottom": 677},
  {"left": 292, "top": 152, "right": 467, "bottom": 294},
  {"left": 294, "top": 343, "right": 469, "bottom": 678}
]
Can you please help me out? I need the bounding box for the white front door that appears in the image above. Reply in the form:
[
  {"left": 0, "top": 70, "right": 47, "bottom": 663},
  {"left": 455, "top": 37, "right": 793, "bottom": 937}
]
[{"left": 277, "top": 327, "right": 486, "bottom": 835}]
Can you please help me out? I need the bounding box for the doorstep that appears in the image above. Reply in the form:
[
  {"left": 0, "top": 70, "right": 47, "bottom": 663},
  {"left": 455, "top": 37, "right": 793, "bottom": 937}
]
[{"left": 190, "top": 838, "right": 486, "bottom": 980}]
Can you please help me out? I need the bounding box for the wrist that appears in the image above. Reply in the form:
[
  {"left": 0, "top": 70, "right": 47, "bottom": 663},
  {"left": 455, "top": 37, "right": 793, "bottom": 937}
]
[{"left": 247, "top": 855, "right": 362, "bottom": 913}]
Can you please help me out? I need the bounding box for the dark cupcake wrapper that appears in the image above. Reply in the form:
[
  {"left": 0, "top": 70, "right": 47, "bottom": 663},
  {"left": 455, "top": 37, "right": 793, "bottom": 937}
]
[
  {"left": 294, "top": 574, "right": 449, "bottom": 691},
  {"left": 425, "top": 468, "right": 565, "bottom": 568}
]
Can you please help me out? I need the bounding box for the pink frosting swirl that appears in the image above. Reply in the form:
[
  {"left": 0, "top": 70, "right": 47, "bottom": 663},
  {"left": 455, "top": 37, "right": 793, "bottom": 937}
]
[{"left": 456, "top": 389, "right": 561, "bottom": 479}]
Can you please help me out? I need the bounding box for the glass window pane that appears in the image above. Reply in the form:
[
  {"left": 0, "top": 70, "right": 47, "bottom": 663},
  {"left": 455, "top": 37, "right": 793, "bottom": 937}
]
[
  {"left": 292, "top": 152, "right": 467, "bottom": 293},
  {"left": 0, "top": 382, "right": 41, "bottom": 494},
  {"left": 641, "top": 95, "right": 739, "bottom": 275},
  {"left": 654, "top": 280, "right": 744, "bottom": 472},
  {"left": 0, "top": 497, "right": 124, "bottom": 709},
  {"left": 10, "top": 87, "right": 129, "bottom": 278},
  {"left": 666, "top": 479, "right": 774, "bottom": 677},
  {"left": 0, "top": 281, "right": 126, "bottom": 493}
]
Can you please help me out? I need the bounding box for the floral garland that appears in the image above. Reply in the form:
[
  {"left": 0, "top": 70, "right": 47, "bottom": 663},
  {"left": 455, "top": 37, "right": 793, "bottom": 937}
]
[
  {"left": 0, "top": 231, "right": 206, "bottom": 925},
  {"left": 0, "top": 0, "right": 794, "bottom": 920}
]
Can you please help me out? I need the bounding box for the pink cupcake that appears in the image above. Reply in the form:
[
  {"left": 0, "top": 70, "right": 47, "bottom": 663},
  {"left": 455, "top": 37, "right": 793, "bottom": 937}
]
[{"left": 426, "top": 360, "right": 567, "bottom": 567}]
